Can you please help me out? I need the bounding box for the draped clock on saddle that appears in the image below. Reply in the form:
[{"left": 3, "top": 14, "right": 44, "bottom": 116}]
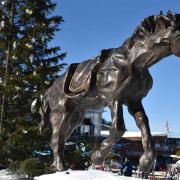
[{"left": 39, "top": 11, "right": 180, "bottom": 173}]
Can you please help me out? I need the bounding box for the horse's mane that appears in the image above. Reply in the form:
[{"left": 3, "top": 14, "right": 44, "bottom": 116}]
[{"left": 123, "top": 11, "right": 180, "bottom": 48}]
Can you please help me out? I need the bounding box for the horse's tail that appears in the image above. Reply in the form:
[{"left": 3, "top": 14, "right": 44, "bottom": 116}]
[{"left": 39, "top": 92, "right": 51, "bottom": 134}]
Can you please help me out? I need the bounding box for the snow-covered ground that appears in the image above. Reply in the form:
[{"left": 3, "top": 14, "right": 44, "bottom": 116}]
[
  {"left": 35, "top": 170, "right": 140, "bottom": 180},
  {"left": 0, "top": 169, "right": 18, "bottom": 180}
]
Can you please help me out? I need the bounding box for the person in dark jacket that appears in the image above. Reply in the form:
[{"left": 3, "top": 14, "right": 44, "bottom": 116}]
[{"left": 121, "top": 157, "right": 133, "bottom": 177}]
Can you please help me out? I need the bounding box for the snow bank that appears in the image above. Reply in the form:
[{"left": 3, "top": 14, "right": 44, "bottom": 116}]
[
  {"left": 0, "top": 169, "right": 17, "bottom": 180},
  {"left": 35, "top": 170, "right": 139, "bottom": 180}
]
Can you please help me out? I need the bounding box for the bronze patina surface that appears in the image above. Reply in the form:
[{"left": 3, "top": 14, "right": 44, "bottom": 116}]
[{"left": 39, "top": 11, "right": 180, "bottom": 172}]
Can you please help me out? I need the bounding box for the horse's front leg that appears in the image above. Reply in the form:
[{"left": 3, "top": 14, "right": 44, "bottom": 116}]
[
  {"left": 91, "top": 100, "right": 126, "bottom": 165},
  {"left": 128, "top": 100, "right": 155, "bottom": 173}
]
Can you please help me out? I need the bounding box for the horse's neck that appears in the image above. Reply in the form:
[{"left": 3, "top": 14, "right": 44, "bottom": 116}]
[{"left": 128, "top": 42, "right": 171, "bottom": 70}]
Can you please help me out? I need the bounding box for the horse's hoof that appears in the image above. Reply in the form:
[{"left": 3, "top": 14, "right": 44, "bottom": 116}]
[{"left": 50, "top": 163, "right": 65, "bottom": 172}]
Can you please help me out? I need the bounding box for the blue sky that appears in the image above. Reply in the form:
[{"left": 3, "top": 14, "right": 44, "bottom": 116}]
[{"left": 53, "top": 0, "right": 180, "bottom": 133}]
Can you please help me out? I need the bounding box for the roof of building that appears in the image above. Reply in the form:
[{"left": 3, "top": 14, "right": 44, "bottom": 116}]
[{"left": 101, "top": 131, "right": 167, "bottom": 141}]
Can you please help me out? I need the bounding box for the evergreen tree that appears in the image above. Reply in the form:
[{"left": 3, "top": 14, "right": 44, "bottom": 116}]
[{"left": 0, "top": 0, "right": 66, "bottom": 173}]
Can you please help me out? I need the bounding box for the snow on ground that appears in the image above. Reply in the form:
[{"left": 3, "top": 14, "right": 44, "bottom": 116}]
[
  {"left": 35, "top": 170, "right": 139, "bottom": 180},
  {"left": 0, "top": 169, "right": 17, "bottom": 180}
]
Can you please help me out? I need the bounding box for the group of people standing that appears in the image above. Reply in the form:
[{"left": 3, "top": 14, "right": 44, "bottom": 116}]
[{"left": 96, "top": 156, "right": 135, "bottom": 177}]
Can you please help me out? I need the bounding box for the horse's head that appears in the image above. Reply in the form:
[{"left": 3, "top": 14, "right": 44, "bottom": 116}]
[
  {"left": 169, "top": 12, "right": 180, "bottom": 57},
  {"left": 151, "top": 11, "right": 180, "bottom": 57},
  {"left": 125, "top": 11, "right": 180, "bottom": 68}
]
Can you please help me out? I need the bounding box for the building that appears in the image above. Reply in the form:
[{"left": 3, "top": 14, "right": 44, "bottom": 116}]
[
  {"left": 101, "top": 130, "right": 180, "bottom": 169},
  {"left": 74, "top": 109, "right": 103, "bottom": 137}
]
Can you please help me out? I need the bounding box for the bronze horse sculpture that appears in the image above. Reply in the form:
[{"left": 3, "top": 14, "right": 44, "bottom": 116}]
[{"left": 39, "top": 11, "right": 180, "bottom": 172}]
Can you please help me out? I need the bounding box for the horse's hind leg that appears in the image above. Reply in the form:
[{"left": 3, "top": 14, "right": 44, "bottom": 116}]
[
  {"left": 50, "top": 112, "right": 71, "bottom": 171},
  {"left": 50, "top": 111, "right": 84, "bottom": 171},
  {"left": 91, "top": 100, "right": 126, "bottom": 165}
]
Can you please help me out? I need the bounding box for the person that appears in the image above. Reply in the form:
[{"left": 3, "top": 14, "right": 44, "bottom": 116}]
[
  {"left": 121, "top": 157, "right": 133, "bottom": 177},
  {"left": 98, "top": 164, "right": 104, "bottom": 171}
]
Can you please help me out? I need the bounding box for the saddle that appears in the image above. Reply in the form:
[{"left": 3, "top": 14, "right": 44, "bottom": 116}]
[{"left": 64, "top": 49, "right": 111, "bottom": 97}]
